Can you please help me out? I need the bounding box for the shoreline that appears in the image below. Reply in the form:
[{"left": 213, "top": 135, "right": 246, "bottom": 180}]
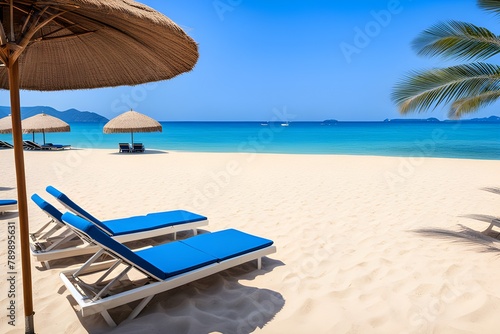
[
  {"left": 31, "top": 146, "right": 500, "bottom": 162},
  {"left": 1, "top": 149, "right": 500, "bottom": 333}
]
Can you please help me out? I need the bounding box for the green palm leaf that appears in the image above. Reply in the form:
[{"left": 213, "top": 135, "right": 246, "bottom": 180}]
[
  {"left": 392, "top": 0, "right": 500, "bottom": 118},
  {"left": 478, "top": 0, "right": 500, "bottom": 15},
  {"left": 413, "top": 21, "right": 500, "bottom": 60},
  {"left": 450, "top": 90, "right": 500, "bottom": 118},
  {"left": 392, "top": 62, "right": 500, "bottom": 114}
]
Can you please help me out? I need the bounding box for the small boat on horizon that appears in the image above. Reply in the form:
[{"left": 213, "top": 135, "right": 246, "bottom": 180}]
[{"left": 281, "top": 122, "right": 289, "bottom": 127}]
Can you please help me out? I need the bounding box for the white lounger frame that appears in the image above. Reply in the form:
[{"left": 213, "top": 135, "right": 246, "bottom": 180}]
[
  {"left": 483, "top": 218, "right": 500, "bottom": 235},
  {"left": 60, "top": 245, "right": 276, "bottom": 327},
  {"left": 30, "top": 216, "right": 209, "bottom": 268},
  {"left": 0, "top": 203, "right": 17, "bottom": 214}
]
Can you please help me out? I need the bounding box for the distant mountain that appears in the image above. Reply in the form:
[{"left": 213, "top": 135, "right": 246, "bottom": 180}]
[
  {"left": 322, "top": 119, "right": 338, "bottom": 125},
  {"left": 464, "top": 115, "right": 500, "bottom": 122},
  {"left": 383, "top": 117, "right": 440, "bottom": 123},
  {"left": 382, "top": 116, "right": 500, "bottom": 123},
  {"left": 0, "top": 106, "right": 108, "bottom": 123}
]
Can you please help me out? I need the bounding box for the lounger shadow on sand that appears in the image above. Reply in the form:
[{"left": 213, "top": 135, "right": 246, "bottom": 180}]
[{"left": 118, "top": 142, "right": 145, "bottom": 153}]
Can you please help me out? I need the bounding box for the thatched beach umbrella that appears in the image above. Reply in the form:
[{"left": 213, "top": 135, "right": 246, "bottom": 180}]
[
  {"left": 104, "top": 110, "right": 162, "bottom": 145},
  {"left": 22, "top": 113, "right": 70, "bottom": 144},
  {"left": 0, "top": 1, "right": 198, "bottom": 332},
  {"left": 0, "top": 114, "right": 12, "bottom": 133}
]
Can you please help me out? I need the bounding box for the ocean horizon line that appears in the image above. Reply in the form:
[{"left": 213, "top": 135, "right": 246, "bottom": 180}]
[{"left": 67, "top": 118, "right": 500, "bottom": 124}]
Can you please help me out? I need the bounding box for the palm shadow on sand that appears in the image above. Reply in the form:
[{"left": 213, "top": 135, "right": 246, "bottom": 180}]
[
  {"left": 481, "top": 187, "right": 500, "bottom": 196},
  {"left": 414, "top": 217, "right": 500, "bottom": 254},
  {"left": 415, "top": 185, "right": 500, "bottom": 253}
]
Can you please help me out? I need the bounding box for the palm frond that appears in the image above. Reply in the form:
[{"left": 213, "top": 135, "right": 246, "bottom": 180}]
[
  {"left": 392, "top": 62, "right": 500, "bottom": 114},
  {"left": 413, "top": 21, "right": 500, "bottom": 60},
  {"left": 450, "top": 89, "right": 500, "bottom": 118},
  {"left": 478, "top": 0, "right": 500, "bottom": 16}
]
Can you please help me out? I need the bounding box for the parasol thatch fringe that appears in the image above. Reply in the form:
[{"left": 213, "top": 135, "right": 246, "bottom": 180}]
[
  {"left": 0, "top": 114, "right": 12, "bottom": 133},
  {"left": 0, "top": 0, "right": 199, "bottom": 91},
  {"left": 21, "top": 113, "right": 70, "bottom": 133}
]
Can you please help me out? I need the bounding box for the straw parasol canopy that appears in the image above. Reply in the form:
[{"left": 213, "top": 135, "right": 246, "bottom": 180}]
[
  {"left": 0, "top": 2, "right": 198, "bottom": 332},
  {"left": 0, "top": 1, "right": 199, "bottom": 90},
  {"left": 104, "top": 110, "right": 162, "bottom": 144},
  {"left": 0, "top": 114, "right": 11, "bottom": 133},
  {"left": 22, "top": 113, "right": 70, "bottom": 144}
]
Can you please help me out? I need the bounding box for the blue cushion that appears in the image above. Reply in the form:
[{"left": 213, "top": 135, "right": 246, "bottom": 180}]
[
  {"left": 50, "top": 209, "right": 206, "bottom": 237},
  {"left": 181, "top": 229, "right": 274, "bottom": 262},
  {"left": 101, "top": 215, "right": 152, "bottom": 235},
  {"left": 62, "top": 213, "right": 273, "bottom": 281},
  {"left": 135, "top": 242, "right": 217, "bottom": 279},
  {"left": 46, "top": 186, "right": 113, "bottom": 235},
  {"left": 31, "top": 194, "right": 63, "bottom": 224},
  {"left": 61, "top": 212, "right": 167, "bottom": 280},
  {"left": 102, "top": 210, "right": 205, "bottom": 236},
  {"left": 0, "top": 199, "right": 17, "bottom": 206},
  {"left": 147, "top": 210, "right": 207, "bottom": 224}
]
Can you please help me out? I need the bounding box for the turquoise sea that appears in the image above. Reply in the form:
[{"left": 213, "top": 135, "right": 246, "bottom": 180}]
[{"left": 1, "top": 121, "right": 500, "bottom": 160}]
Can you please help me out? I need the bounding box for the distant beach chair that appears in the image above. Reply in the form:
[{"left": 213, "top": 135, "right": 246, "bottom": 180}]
[
  {"left": 0, "top": 199, "right": 17, "bottom": 214},
  {"left": 59, "top": 212, "right": 276, "bottom": 326},
  {"left": 30, "top": 187, "right": 208, "bottom": 266},
  {"left": 132, "top": 142, "right": 145, "bottom": 153},
  {"left": 23, "top": 140, "right": 69, "bottom": 151},
  {"left": 119, "top": 142, "right": 131, "bottom": 153},
  {"left": 42, "top": 143, "right": 71, "bottom": 150},
  {"left": 23, "top": 140, "right": 42, "bottom": 150},
  {"left": 0, "top": 140, "right": 13, "bottom": 149}
]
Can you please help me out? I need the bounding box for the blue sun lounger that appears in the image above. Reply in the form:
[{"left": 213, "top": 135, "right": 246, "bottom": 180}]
[
  {"left": 42, "top": 143, "right": 71, "bottom": 150},
  {"left": 45, "top": 186, "right": 208, "bottom": 239},
  {"left": 132, "top": 142, "right": 145, "bottom": 152},
  {"left": 0, "top": 140, "right": 13, "bottom": 149},
  {"left": 0, "top": 199, "right": 17, "bottom": 214},
  {"left": 31, "top": 191, "right": 208, "bottom": 267},
  {"left": 119, "top": 143, "right": 131, "bottom": 153},
  {"left": 59, "top": 212, "right": 276, "bottom": 327}
]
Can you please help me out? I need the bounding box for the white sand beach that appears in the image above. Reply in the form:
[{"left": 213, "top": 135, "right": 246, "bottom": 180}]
[{"left": 1, "top": 148, "right": 500, "bottom": 333}]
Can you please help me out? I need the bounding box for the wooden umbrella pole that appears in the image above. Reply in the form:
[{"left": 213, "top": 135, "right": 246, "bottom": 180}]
[{"left": 9, "top": 59, "right": 35, "bottom": 334}]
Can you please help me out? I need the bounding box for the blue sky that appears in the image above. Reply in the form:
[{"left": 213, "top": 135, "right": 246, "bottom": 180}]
[{"left": 2, "top": 0, "right": 500, "bottom": 121}]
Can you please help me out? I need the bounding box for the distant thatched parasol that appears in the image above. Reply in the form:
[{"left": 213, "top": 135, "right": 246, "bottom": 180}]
[
  {"left": 0, "top": 115, "right": 12, "bottom": 134},
  {"left": 22, "top": 113, "right": 70, "bottom": 144},
  {"left": 104, "top": 110, "right": 162, "bottom": 144}
]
